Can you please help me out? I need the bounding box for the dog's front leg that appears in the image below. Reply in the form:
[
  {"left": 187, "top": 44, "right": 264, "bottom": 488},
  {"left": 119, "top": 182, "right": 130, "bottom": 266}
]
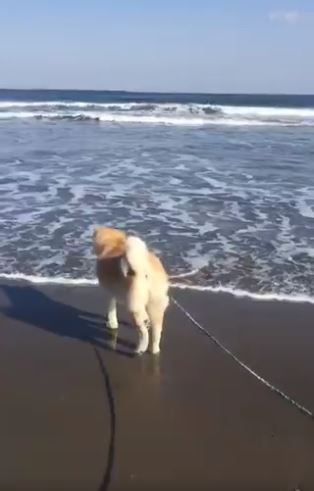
[{"left": 106, "top": 297, "right": 118, "bottom": 329}]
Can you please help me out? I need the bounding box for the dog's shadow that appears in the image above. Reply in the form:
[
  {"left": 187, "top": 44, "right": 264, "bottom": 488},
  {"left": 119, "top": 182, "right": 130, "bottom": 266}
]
[{"left": 0, "top": 284, "right": 136, "bottom": 357}]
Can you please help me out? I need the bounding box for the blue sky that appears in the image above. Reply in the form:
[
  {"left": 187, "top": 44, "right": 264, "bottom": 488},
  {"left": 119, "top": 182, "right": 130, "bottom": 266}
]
[{"left": 1, "top": 0, "right": 314, "bottom": 93}]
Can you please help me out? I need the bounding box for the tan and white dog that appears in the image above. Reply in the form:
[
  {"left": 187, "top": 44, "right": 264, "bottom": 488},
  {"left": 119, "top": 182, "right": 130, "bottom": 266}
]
[{"left": 93, "top": 227, "right": 169, "bottom": 354}]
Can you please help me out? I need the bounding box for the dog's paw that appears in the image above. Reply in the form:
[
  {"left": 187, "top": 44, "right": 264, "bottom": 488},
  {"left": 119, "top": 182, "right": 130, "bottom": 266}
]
[
  {"left": 149, "top": 347, "right": 160, "bottom": 355},
  {"left": 135, "top": 351, "right": 144, "bottom": 356},
  {"left": 106, "top": 318, "right": 119, "bottom": 330},
  {"left": 135, "top": 344, "right": 148, "bottom": 355},
  {"left": 134, "top": 349, "right": 145, "bottom": 356}
]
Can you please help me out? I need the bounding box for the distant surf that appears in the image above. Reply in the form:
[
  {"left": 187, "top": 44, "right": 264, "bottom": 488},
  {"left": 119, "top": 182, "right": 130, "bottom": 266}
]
[{"left": 1, "top": 100, "right": 314, "bottom": 126}]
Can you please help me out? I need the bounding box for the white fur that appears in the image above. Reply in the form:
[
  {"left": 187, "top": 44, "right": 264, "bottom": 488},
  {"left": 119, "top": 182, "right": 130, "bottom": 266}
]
[
  {"left": 120, "top": 236, "right": 149, "bottom": 278},
  {"left": 106, "top": 298, "right": 118, "bottom": 330}
]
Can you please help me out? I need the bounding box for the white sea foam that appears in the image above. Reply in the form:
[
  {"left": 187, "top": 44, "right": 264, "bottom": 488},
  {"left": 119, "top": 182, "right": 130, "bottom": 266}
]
[
  {"left": 296, "top": 189, "right": 314, "bottom": 219},
  {"left": 171, "top": 282, "right": 314, "bottom": 304},
  {"left": 0, "top": 101, "right": 314, "bottom": 126},
  {"left": 169, "top": 268, "right": 201, "bottom": 279},
  {"left": 0, "top": 272, "right": 98, "bottom": 286},
  {"left": 1, "top": 272, "right": 314, "bottom": 305},
  {"left": 222, "top": 105, "right": 314, "bottom": 119},
  {"left": 0, "top": 111, "right": 272, "bottom": 126}
]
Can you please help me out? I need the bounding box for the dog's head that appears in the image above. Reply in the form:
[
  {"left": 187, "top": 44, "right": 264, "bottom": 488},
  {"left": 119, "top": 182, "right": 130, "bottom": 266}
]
[{"left": 93, "top": 227, "right": 126, "bottom": 258}]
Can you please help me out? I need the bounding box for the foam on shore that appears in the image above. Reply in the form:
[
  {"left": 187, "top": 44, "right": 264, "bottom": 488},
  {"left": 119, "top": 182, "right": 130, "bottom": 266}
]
[{"left": 1, "top": 272, "right": 314, "bottom": 305}]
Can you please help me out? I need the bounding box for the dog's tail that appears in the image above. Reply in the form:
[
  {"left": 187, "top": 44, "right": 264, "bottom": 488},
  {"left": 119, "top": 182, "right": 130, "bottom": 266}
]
[{"left": 120, "top": 236, "right": 149, "bottom": 278}]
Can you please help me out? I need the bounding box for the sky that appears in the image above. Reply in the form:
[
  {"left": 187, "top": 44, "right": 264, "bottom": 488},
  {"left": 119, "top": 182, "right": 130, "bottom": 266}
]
[{"left": 1, "top": 0, "right": 314, "bottom": 93}]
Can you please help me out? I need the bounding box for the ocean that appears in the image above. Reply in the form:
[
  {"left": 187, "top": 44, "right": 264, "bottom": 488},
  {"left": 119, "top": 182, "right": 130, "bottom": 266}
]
[{"left": 1, "top": 89, "right": 314, "bottom": 299}]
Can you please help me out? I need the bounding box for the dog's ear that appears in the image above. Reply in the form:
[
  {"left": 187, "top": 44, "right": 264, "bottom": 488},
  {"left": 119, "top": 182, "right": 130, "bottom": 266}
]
[
  {"left": 93, "top": 227, "right": 106, "bottom": 257},
  {"left": 93, "top": 227, "right": 115, "bottom": 257},
  {"left": 93, "top": 227, "right": 127, "bottom": 258}
]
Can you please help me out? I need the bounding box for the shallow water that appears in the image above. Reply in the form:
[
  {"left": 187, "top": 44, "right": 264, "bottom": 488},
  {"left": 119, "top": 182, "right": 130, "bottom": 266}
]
[{"left": 1, "top": 90, "right": 314, "bottom": 297}]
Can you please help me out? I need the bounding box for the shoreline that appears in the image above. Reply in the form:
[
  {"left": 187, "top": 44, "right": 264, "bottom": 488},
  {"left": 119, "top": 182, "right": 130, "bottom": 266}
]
[
  {"left": 1, "top": 272, "right": 314, "bottom": 305},
  {"left": 1, "top": 280, "right": 314, "bottom": 489}
]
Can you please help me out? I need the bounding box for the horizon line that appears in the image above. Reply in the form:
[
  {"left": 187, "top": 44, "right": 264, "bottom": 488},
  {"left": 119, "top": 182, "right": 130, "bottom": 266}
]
[{"left": 0, "top": 87, "right": 314, "bottom": 97}]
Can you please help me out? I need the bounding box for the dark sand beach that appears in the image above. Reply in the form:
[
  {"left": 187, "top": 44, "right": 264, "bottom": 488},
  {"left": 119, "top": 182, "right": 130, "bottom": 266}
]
[{"left": 1, "top": 281, "right": 314, "bottom": 490}]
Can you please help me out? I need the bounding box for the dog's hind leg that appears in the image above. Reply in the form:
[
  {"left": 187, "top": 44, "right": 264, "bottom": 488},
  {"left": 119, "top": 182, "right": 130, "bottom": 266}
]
[
  {"left": 132, "top": 310, "right": 149, "bottom": 354},
  {"left": 106, "top": 297, "right": 118, "bottom": 330},
  {"left": 147, "top": 295, "right": 169, "bottom": 355}
]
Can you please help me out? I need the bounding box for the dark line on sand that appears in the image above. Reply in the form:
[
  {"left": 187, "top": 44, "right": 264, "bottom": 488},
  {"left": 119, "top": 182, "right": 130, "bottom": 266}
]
[{"left": 93, "top": 346, "right": 116, "bottom": 491}]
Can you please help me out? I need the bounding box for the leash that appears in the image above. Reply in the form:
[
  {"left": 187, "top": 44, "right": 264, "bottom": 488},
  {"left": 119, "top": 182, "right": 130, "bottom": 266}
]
[
  {"left": 93, "top": 346, "right": 116, "bottom": 491},
  {"left": 171, "top": 295, "right": 313, "bottom": 420}
]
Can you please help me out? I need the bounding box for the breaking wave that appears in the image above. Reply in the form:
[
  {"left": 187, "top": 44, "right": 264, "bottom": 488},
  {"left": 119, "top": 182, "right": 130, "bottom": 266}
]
[{"left": 1, "top": 101, "right": 314, "bottom": 126}]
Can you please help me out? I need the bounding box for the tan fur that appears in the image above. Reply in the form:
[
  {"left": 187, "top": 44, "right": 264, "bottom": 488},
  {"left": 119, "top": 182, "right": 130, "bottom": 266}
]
[{"left": 93, "top": 227, "right": 169, "bottom": 354}]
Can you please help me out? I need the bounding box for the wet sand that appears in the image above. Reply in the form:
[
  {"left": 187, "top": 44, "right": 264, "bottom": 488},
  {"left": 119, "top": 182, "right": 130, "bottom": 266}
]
[{"left": 1, "top": 280, "right": 314, "bottom": 490}]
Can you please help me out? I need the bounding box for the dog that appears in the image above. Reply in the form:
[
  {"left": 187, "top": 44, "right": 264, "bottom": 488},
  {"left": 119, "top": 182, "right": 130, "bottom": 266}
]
[{"left": 93, "top": 227, "right": 169, "bottom": 354}]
